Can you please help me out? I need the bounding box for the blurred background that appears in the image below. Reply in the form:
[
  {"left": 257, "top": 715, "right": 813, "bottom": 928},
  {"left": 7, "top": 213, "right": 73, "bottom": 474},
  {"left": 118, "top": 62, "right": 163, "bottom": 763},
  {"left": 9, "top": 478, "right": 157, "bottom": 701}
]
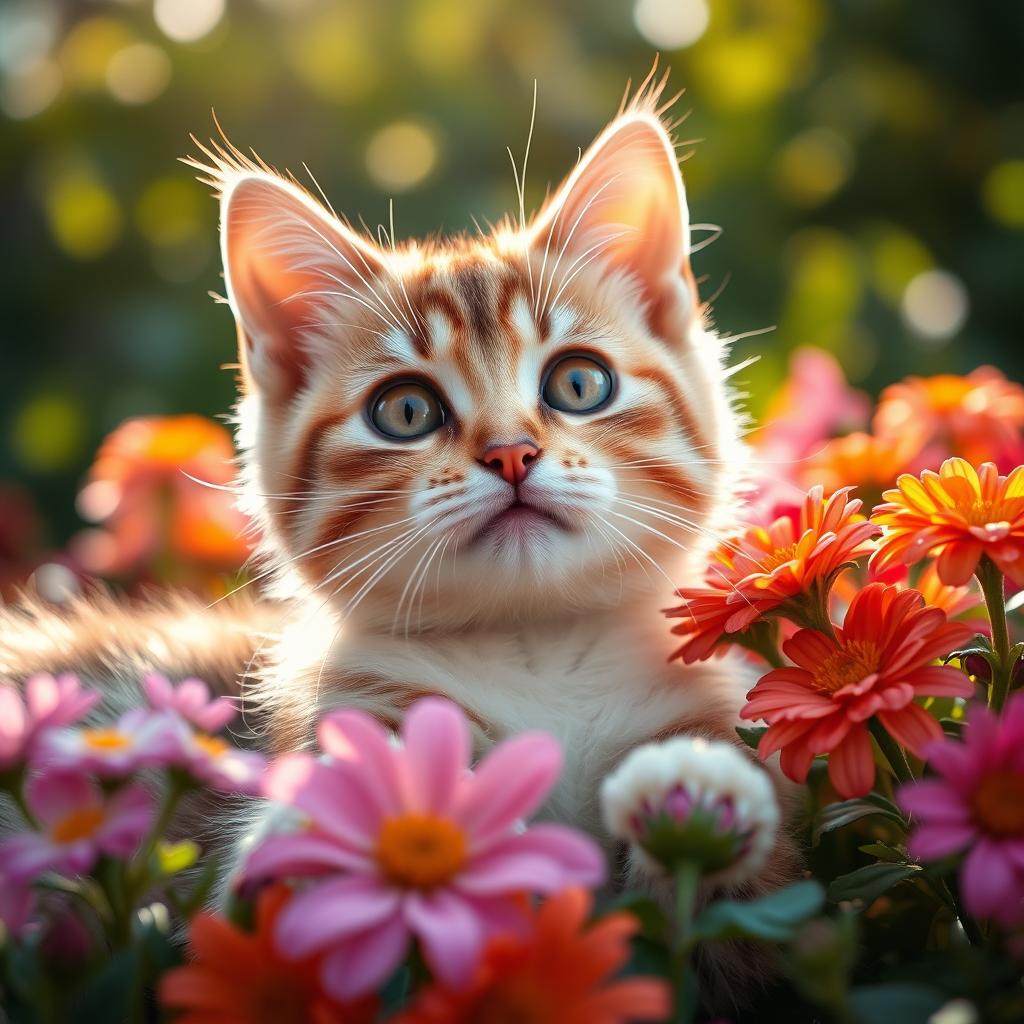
[{"left": 1, "top": 0, "right": 1022, "bottom": 573}]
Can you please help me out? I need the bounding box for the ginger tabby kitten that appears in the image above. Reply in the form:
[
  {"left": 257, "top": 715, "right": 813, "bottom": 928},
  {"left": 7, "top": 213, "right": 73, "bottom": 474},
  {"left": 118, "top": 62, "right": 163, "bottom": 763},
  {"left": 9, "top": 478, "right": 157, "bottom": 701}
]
[{"left": 1, "top": 73, "right": 798, "bottom": 1009}]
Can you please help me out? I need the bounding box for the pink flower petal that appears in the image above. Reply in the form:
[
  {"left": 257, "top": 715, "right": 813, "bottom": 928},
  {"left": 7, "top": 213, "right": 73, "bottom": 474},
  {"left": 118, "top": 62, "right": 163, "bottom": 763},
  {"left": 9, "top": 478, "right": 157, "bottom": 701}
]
[
  {"left": 318, "top": 915, "right": 409, "bottom": 1001},
  {"left": 263, "top": 755, "right": 378, "bottom": 847},
  {"left": 896, "top": 780, "right": 970, "bottom": 824},
  {"left": 907, "top": 823, "right": 977, "bottom": 862},
  {"left": 961, "top": 839, "right": 1022, "bottom": 922},
  {"left": 25, "top": 771, "right": 99, "bottom": 826},
  {"left": 405, "top": 889, "right": 483, "bottom": 989},
  {"left": 457, "top": 733, "right": 562, "bottom": 850},
  {"left": 0, "top": 687, "right": 27, "bottom": 766},
  {"left": 97, "top": 785, "right": 153, "bottom": 857},
  {"left": 318, "top": 709, "right": 402, "bottom": 818},
  {"left": 142, "top": 672, "right": 174, "bottom": 710},
  {"left": 401, "top": 699, "right": 469, "bottom": 814},
  {"left": 243, "top": 833, "right": 372, "bottom": 884},
  {"left": 275, "top": 875, "right": 401, "bottom": 958}
]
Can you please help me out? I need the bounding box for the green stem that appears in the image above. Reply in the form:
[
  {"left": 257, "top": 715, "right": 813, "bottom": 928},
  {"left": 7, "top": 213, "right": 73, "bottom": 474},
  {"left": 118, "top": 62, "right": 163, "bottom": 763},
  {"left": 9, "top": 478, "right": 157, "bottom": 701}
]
[
  {"left": 977, "top": 557, "right": 1012, "bottom": 712},
  {"left": 127, "top": 776, "right": 189, "bottom": 892},
  {"left": 672, "top": 861, "right": 701, "bottom": 1024},
  {"left": 736, "top": 620, "right": 786, "bottom": 669},
  {"left": 868, "top": 719, "right": 916, "bottom": 787}
]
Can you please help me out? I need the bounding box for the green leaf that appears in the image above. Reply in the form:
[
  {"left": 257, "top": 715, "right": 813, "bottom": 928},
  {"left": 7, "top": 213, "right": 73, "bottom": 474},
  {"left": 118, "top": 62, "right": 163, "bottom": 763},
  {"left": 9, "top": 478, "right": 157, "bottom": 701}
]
[
  {"left": 827, "top": 862, "right": 921, "bottom": 907},
  {"left": 599, "top": 892, "right": 669, "bottom": 941},
  {"left": 70, "top": 947, "right": 140, "bottom": 1024},
  {"left": 155, "top": 839, "right": 200, "bottom": 877},
  {"left": 693, "top": 880, "right": 825, "bottom": 943},
  {"left": 735, "top": 725, "right": 767, "bottom": 750},
  {"left": 813, "top": 796, "right": 906, "bottom": 844},
  {"left": 857, "top": 842, "right": 906, "bottom": 863},
  {"left": 848, "top": 983, "right": 947, "bottom": 1024}
]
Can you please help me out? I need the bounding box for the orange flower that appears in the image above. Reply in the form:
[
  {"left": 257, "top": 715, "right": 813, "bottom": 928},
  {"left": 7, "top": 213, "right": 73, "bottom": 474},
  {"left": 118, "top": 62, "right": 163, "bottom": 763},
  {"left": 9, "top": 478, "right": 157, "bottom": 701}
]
[
  {"left": 873, "top": 367, "right": 1024, "bottom": 471},
  {"left": 798, "top": 431, "right": 921, "bottom": 502},
  {"left": 74, "top": 415, "right": 251, "bottom": 581},
  {"left": 395, "top": 888, "right": 669, "bottom": 1024},
  {"left": 870, "top": 458, "right": 1024, "bottom": 586},
  {"left": 667, "top": 487, "right": 879, "bottom": 663},
  {"left": 741, "top": 583, "right": 974, "bottom": 798},
  {"left": 159, "top": 886, "right": 377, "bottom": 1024}
]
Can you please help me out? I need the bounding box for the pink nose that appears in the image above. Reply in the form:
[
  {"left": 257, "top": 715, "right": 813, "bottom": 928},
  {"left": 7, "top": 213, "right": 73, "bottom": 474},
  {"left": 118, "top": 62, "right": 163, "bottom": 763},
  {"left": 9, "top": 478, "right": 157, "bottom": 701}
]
[{"left": 479, "top": 442, "right": 541, "bottom": 486}]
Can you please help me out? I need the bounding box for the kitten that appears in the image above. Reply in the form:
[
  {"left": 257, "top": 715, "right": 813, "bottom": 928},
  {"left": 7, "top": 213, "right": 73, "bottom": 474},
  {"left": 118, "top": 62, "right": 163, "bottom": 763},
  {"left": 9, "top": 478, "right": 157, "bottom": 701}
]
[{"left": 1, "top": 73, "right": 800, "bottom": 1009}]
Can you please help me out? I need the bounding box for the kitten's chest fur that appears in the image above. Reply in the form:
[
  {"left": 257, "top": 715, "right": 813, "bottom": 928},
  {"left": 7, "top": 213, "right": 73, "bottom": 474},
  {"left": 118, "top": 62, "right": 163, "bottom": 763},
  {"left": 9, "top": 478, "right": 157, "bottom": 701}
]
[{"left": 269, "top": 599, "right": 750, "bottom": 836}]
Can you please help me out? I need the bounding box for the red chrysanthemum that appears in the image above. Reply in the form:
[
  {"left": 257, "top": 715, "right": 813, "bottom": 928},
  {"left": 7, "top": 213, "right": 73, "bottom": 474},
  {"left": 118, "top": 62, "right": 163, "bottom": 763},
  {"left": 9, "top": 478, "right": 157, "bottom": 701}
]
[
  {"left": 870, "top": 458, "right": 1024, "bottom": 586},
  {"left": 741, "top": 583, "right": 974, "bottom": 798},
  {"left": 667, "top": 487, "right": 878, "bottom": 663},
  {"left": 159, "top": 885, "right": 376, "bottom": 1024},
  {"left": 395, "top": 887, "right": 669, "bottom": 1024}
]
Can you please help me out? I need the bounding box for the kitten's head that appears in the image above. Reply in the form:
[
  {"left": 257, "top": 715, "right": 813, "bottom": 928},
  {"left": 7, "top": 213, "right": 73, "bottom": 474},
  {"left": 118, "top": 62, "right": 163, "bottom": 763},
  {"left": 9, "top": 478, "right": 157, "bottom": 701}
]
[{"left": 205, "top": 85, "right": 745, "bottom": 629}]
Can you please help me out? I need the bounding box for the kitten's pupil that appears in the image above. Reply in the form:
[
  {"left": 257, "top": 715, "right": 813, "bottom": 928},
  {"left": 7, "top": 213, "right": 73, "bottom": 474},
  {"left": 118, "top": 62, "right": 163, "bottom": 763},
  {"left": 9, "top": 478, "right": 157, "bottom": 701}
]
[
  {"left": 571, "top": 373, "right": 584, "bottom": 398},
  {"left": 404, "top": 400, "right": 414, "bottom": 425}
]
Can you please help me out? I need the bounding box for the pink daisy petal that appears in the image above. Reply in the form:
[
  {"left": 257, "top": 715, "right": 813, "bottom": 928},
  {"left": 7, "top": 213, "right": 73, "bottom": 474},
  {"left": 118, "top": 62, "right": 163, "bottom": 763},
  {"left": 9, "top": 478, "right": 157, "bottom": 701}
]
[
  {"left": 318, "top": 915, "right": 409, "bottom": 1001},
  {"left": 458, "top": 732, "right": 562, "bottom": 849},
  {"left": 961, "top": 839, "right": 1021, "bottom": 922},
  {"left": 97, "top": 785, "right": 153, "bottom": 857},
  {"left": 907, "top": 822, "right": 977, "bottom": 862},
  {"left": 243, "top": 833, "right": 372, "bottom": 884},
  {"left": 318, "top": 709, "right": 402, "bottom": 818},
  {"left": 405, "top": 889, "right": 483, "bottom": 989},
  {"left": 275, "top": 876, "right": 401, "bottom": 958},
  {"left": 401, "top": 698, "right": 469, "bottom": 814},
  {"left": 26, "top": 771, "right": 99, "bottom": 826},
  {"left": 896, "top": 780, "right": 970, "bottom": 823}
]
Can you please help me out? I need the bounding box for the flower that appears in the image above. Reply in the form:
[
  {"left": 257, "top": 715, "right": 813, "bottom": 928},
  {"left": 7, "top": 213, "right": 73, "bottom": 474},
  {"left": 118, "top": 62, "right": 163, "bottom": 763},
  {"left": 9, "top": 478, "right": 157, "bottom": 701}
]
[
  {"left": 35, "top": 707, "right": 180, "bottom": 778},
  {"left": 870, "top": 458, "right": 1024, "bottom": 586},
  {"left": 874, "top": 367, "right": 1024, "bottom": 472},
  {"left": 143, "top": 673, "right": 265, "bottom": 794},
  {"left": 600, "top": 737, "right": 779, "bottom": 886},
  {"left": 159, "top": 885, "right": 376, "bottom": 1024},
  {"left": 667, "top": 487, "right": 879, "bottom": 663},
  {"left": 396, "top": 887, "right": 669, "bottom": 1024},
  {"left": 0, "top": 673, "right": 101, "bottom": 772},
  {"left": 0, "top": 877, "right": 34, "bottom": 938},
  {"left": 798, "top": 431, "right": 921, "bottom": 502},
  {"left": 143, "top": 672, "right": 237, "bottom": 732},
  {"left": 243, "top": 698, "right": 605, "bottom": 999},
  {"left": 0, "top": 772, "right": 152, "bottom": 883},
  {"left": 742, "top": 583, "right": 974, "bottom": 798},
  {"left": 898, "top": 694, "right": 1024, "bottom": 927},
  {"left": 73, "top": 414, "right": 251, "bottom": 582}
]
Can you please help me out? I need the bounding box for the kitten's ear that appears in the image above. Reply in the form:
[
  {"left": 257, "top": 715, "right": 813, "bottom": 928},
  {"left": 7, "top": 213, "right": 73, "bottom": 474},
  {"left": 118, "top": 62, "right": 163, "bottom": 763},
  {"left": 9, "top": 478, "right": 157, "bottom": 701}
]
[
  {"left": 531, "top": 112, "right": 696, "bottom": 339},
  {"left": 220, "top": 173, "right": 383, "bottom": 401}
]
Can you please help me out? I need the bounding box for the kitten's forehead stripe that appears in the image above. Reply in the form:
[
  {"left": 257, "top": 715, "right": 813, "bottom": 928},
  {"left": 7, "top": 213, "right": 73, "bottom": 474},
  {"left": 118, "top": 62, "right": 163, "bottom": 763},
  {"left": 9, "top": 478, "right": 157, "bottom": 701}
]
[{"left": 632, "top": 366, "right": 710, "bottom": 457}]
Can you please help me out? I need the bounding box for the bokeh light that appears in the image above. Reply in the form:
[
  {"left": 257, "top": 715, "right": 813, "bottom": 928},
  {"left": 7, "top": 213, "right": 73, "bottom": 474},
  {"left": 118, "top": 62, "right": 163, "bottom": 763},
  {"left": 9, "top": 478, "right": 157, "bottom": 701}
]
[
  {"left": 365, "top": 121, "right": 440, "bottom": 192},
  {"left": 982, "top": 160, "right": 1024, "bottom": 229},
  {"left": 634, "top": 0, "right": 710, "bottom": 50},
  {"left": 153, "top": 0, "right": 225, "bottom": 45},
  {"left": 106, "top": 42, "right": 172, "bottom": 104},
  {"left": 901, "top": 270, "right": 970, "bottom": 345},
  {"left": 12, "top": 394, "right": 87, "bottom": 473}
]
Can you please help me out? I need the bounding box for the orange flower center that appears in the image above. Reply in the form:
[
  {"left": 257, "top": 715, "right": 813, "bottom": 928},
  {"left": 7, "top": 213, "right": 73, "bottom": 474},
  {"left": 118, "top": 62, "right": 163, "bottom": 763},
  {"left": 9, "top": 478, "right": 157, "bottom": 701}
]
[
  {"left": 193, "top": 733, "right": 228, "bottom": 758},
  {"left": 962, "top": 498, "right": 1014, "bottom": 532},
  {"left": 972, "top": 770, "right": 1024, "bottom": 837},
  {"left": 812, "top": 640, "right": 880, "bottom": 693},
  {"left": 375, "top": 813, "right": 467, "bottom": 889},
  {"left": 474, "top": 981, "right": 554, "bottom": 1024},
  {"left": 758, "top": 542, "right": 799, "bottom": 573},
  {"left": 82, "top": 728, "right": 133, "bottom": 752},
  {"left": 51, "top": 806, "right": 106, "bottom": 844}
]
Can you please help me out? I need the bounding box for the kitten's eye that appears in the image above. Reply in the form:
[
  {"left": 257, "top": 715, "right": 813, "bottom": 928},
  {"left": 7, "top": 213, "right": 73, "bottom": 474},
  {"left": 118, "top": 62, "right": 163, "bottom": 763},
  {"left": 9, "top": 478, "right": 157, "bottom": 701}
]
[
  {"left": 370, "top": 381, "right": 445, "bottom": 439},
  {"left": 542, "top": 355, "right": 614, "bottom": 414}
]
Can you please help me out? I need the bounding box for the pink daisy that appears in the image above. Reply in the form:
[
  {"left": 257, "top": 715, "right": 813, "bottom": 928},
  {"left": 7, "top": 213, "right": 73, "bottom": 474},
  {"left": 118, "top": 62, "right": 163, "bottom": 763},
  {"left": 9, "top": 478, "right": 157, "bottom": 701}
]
[
  {"left": 898, "top": 693, "right": 1024, "bottom": 927},
  {"left": 142, "top": 672, "right": 237, "bottom": 733},
  {"left": 35, "top": 708, "right": 180, "bottom": 778},
  {"left": 0, "top": 674, "right": 100, "bottom": 770},
  {"left": 0, "top": 877, "right": 34, "bottom": 938},
  {"left": 243, "top": 698, "right": 605, "bottom": 1000},
  {"left": 0, "top": 772, "right": 152, "bottom": 883}
]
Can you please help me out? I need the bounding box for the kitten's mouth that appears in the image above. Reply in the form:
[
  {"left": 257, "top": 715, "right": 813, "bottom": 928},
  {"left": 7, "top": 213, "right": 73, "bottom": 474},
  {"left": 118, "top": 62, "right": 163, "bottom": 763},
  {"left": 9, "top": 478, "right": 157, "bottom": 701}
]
[{"left": 472, "top": 499, "right": 569, "bottom": 544}]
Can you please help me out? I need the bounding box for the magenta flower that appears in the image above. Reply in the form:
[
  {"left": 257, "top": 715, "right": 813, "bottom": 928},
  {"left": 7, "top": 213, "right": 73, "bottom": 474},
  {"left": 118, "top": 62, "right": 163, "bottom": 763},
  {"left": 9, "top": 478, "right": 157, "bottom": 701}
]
[
  {"left": 143, "top": 672, "right": 236, "bottom": 733},
  {"left": 0, "top": 772, "right": 152, "bottom": 883},
  {"left": 0, "top": 877, "right": 34, "bottom": 938},
  {"left": 35, "top": 708, "right": 180, "bottom": 778},
  {"left": 175, "top": 726, "right": 266, "bottom": 795},
  {"left": 898, "top": 694, "right": 1024, "bottom": 927},
  {"left": 0, "top": 674, "right": 100, "bottom": 771},
  {"left": 243, "top": 698, "right": 605, "bottom": 1000}
]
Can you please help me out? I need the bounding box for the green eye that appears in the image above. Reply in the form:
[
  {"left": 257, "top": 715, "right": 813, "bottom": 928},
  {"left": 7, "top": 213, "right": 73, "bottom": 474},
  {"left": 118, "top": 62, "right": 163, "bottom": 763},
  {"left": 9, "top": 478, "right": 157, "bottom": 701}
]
[
  {"left": 370, "top": 381, "right": 445, "bottom": 439},
  {"left": 542, "top": 355, "right": 614, "bottom": 413}
]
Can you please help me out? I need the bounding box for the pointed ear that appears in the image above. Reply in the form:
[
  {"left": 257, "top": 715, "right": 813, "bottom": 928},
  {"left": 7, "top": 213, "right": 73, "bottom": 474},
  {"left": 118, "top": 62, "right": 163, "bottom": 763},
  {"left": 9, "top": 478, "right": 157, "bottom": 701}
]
[
  {"left": 530, "top": 112, "right": 696, "bottom": 339},
  {"left": 220, "top": 173, "right": 384, "bottom": 401}
]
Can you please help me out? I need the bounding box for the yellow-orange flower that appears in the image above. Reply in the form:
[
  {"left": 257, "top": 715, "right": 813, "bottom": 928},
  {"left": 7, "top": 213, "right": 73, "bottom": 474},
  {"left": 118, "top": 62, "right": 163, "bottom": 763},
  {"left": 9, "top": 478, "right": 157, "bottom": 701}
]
[
  {"left": 799, "top": 431, "right": 921, "bottom": 501},
  {"left": 873, "top": 367, "right": 1024, "bottom": 471},
  {"left": 74, "top": 415, "right": 251, "bottom": 581},
  {"left": 667, "top": 487, "right": 879, "bottom": 662},
  {"left": 871, "top": 458, "right": 1024, "bottom": 586},
  {"left": 394, "top": 887, "right": 669, "bottom": 1024}
]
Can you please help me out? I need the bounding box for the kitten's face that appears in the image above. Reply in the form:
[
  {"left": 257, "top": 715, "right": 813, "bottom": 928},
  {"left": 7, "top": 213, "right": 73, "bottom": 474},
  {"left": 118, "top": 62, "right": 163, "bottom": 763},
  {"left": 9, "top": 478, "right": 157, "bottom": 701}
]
[{"left": 209, "top": 94, "right": 742, "bottom": 627}]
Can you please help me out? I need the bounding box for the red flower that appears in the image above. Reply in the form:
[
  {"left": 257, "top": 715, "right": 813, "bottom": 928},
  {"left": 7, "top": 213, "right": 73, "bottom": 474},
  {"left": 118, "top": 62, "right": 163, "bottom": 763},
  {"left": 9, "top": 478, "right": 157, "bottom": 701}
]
[
  {"left": 159, "top": 886, "right": 376, "bottom": 1024},
  {"left": 667, "top": 487, "right": 878, "bottom": 663},
  {"left": 395, "top": 887, "right": 669, "bottom": 1024},
  {"left": 741, "top": 583, "right": 974, "bottom": 798}
]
